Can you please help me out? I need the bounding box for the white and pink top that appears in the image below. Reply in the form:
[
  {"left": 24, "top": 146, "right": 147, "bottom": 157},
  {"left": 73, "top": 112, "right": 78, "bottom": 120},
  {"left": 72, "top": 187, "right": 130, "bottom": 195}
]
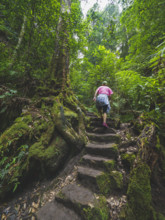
[{"left": 96, "top": 86, "right": 113, "bottom": 96}]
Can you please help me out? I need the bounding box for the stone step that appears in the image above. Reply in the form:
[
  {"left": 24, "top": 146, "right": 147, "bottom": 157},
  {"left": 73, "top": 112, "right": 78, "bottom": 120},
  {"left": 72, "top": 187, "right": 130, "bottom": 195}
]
[
  {"left": 86, "top": 126, "right": 116, "bottom": 134},
  {"left": 77, "top": 166, "right": 104, "bottom": 191},
  {"left": 87, "top": 132, "right": 120, "bottom": 143},
  {"left": 55, "top": 183, "right": 96, "bottom": 216},
  {"left": 86, "top": 142, "right": 118, "bottom": 159},
  {"left": 81, "top": 154, "right": 115, "bottom": 171},
  {"left": 89, "top": 119, "right": 120, "bottom": 129},
  {"left": 37, "top": 200, "right": 81, "bottom": 220},
  {"left": 85, "top": 112, "right": 97, "bottom": 118},
  {"left": 77, "top": 166, "right": 123, "bottom": 195}
]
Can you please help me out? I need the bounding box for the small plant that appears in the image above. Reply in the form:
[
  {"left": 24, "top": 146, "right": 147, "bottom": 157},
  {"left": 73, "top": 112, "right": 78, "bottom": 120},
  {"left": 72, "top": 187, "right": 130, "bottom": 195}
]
[{"left": 0, "top": 144, "right": 29, "bottom": 192}]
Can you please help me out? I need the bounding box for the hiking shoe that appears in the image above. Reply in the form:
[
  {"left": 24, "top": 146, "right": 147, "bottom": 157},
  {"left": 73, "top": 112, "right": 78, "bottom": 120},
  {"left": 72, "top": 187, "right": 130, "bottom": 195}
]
[{"left": 103, "top": 123, "right": 109, "bottom": 128}]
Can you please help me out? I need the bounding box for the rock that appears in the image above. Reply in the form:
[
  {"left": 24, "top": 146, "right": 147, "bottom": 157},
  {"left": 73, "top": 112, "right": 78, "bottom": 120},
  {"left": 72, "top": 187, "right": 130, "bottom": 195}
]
[
  {"left": 86, "top": 142, "right": 118, "bottom": 159},
  {"left": 87, "top": 132, "right": 120, "bottom": 143},
  {"left": 81, "top": 154, "right": 115, "bottom": 171},
  {"left": 37, "top": 201, "right": 81, "bottom": 220}
]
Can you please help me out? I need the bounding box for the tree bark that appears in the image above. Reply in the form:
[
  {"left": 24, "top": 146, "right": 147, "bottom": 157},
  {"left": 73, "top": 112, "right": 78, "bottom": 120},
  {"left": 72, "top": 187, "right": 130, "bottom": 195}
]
[
  {"left": 9, "top": 15, "right": 27, "bottom": 68},
  {"left": 49, "top": 0, "right": 71, "bottom": 91}
]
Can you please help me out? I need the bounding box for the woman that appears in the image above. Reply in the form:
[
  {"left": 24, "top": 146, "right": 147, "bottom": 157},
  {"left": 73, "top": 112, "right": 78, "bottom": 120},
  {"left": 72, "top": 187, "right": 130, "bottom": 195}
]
[{"left": 93, "top": 81, "right": 113, "bottom": 128}]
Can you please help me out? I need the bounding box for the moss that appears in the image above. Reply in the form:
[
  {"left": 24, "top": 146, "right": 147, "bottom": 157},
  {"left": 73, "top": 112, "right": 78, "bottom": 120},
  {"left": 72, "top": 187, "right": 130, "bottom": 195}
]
[
  {"left": 133, "top": 120, "right": 145, "bottom": 135},
  {"left": 0, "top": 114, "right": 32, "bottom": 152},
  {"left": 29, "top": 138, "right": 60, "bottom": 160},
  {"left": 155, "top": 135, "right": 161, "bottom": 150},
  {"left": 56, "top": 190, "right": 66, "bottom": 200},
  {"left": 64, "top": 108, "right": 78, "bottom": 118},
  {"left": 125, "top": 163, "right": 153, "bottom": 220},
  {"left": 96, "top": 171, "right": 123, "bottom": 195},
  {"left": 157, "top": 213, "right": 165, "bottom": 220},
  {"left": 126, "top": 133, "right": 132, "bottom": 141},
  {"left": 82, "top": 196, "right": 109, "bottom": 220},
  {"left": 0, "top": 92, "right": 87, "bottom": 200},
  {"left": 104, "top": 160, "right": 115, "bottom": 171},
  {"left": 96, "top": 173, "right": 111, "bottom": 195},
  {"left": 112, "top": 143, "right": 118, "bottom": 151},
  {"left": 29, "top": 135, "right": 68, "bottom": 168},
  {"left": 110, "top": 171, "right": 123, "bottom": 189},
  {"left": 15, "top": 114, "right": 32, "bottom": 123},
  {"left": 161, "top": 146, "right": 165, "bottom": 181},
  {"left": 39, "top": 123, "right": 54, "bottom": 146},
  {"left": 0, "top": 107, "right": 62, "bottom": 199},
  {"left": 121, "top": 153, "right": 136, "bottom": 169}
]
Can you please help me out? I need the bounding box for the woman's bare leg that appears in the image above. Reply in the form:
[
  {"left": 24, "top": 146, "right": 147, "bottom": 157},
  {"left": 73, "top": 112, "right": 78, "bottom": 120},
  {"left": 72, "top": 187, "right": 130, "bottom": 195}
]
[
  {"left": 103, "top": 113, "right": 107, "bottom": 124},
  {"left": 98, "top": 109, "right": 103, "bottom": 121}
]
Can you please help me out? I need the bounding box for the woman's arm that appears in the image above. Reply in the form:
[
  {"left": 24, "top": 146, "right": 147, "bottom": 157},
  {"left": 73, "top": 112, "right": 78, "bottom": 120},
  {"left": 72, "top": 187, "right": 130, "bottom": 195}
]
[{"left": 93, "top": 88, "right": 99, "bottom": 101}]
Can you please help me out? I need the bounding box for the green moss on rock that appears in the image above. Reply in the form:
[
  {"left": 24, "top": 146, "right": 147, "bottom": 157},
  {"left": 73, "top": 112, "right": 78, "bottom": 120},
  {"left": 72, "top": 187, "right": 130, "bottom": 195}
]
[
  {"left": 0, "top": 92, "right": 88, "bottom": 201},
  {"left": 96, "top": 171, "right": 123, "bottom": 195},
  {"left": 157, "top": 213, "right": 165, "bottom": 220},
  {"left": 28, "top": 136, "right": 68, "bottom": 172},
  {"left": 110, "top": 171, "right": 123, "bottom": 189},
  {"left": 0, "top": 114, "right": 32, "bottom": 152},
  {"left": 96, "top": 173, "right": 111, "bottom": 195},
  {"left": 121, "top": 153, "right": 136, "bottom": 169},
  {"left": 104, "top": 160, "right": 115, "bottom": 171},
  {"left": 83, "top": 196, "right": 109, "bottom": 220},
  {"left": 125, "top": 163, "right": 153, "bottom": 220}
]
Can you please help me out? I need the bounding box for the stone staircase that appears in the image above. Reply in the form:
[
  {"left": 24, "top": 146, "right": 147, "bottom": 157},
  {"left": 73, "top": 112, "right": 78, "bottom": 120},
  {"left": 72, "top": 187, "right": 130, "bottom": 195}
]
[{"left": 37, "top": 115, "right": 124, "bottom": 220}]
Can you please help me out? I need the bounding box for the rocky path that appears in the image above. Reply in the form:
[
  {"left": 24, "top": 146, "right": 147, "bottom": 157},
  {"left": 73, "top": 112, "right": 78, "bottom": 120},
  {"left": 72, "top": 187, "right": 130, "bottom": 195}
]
[{"left": 37, "top": 114, "right": 127, "bottom": 220}]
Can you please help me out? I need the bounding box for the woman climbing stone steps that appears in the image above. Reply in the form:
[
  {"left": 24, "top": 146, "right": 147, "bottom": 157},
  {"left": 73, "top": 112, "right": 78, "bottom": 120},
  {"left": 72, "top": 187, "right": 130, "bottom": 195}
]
[{"left": 37, "top": 114, "right": 126, "bottom": 220}]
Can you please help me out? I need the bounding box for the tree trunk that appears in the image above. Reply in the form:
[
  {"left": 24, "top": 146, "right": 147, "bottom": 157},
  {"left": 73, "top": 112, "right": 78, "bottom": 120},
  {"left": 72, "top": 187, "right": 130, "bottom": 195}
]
[
  {"left": 49, "top": 0, "right": 71, "bottom": 91},
  {"left": 9, "top": 15, "right": 27, "bottom": 68}
]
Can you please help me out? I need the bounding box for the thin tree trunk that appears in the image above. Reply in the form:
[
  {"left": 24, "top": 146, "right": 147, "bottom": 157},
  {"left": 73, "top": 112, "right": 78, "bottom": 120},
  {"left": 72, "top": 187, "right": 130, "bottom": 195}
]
[{"left": 9, "top": 15, "right": 27, "bottom": 68}]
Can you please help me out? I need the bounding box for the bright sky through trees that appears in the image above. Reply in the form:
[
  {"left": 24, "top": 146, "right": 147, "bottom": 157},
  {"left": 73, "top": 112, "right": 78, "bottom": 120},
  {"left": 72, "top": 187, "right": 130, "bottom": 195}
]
[{"left": 80, "top": 0, "right": 110, "bottom": 16}]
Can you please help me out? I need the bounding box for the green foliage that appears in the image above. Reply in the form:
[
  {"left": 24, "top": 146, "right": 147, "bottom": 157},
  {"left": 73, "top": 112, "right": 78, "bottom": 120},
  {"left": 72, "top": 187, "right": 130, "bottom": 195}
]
[
  {"left": 0, "top": 144, "right": 29, "bottom": 192},
  {"left": 71, "top": 45, "right": 121, "bottom": 105},
  {"left": 114, "top": 70, "right": 162, "bottom": 112},
  {"left": 120, "top": 0, "right": 165, "bottom": 72}
]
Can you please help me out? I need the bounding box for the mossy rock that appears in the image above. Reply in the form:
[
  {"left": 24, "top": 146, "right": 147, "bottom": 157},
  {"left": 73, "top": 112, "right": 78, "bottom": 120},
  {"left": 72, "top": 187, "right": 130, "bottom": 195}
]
[
  {"left": 103, "top": 160, "right": 115, "bottom": 171},
  {"left": 0, "top": 114, "right": 33, "bottom": 161},
  {"left": 28, "top": 135, "right": 69, "bottom": 174},
  {"left": 82, "top": 196, "right": 109, "bottom": 220},
  {"left": 121, "top": 153, "right": 136, "bottom": 169},
  {"left": 96, "top": 171, "right": 123, "bottom": 195},
  {"left": 125, "top": 163, "right": 154, "bottom": 220}
]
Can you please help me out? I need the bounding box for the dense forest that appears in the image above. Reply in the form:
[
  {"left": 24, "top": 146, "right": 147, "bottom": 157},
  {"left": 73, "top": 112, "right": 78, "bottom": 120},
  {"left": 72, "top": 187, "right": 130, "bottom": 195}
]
[{"left": 0, "top": 0, "right": 165, "bottom": 219}]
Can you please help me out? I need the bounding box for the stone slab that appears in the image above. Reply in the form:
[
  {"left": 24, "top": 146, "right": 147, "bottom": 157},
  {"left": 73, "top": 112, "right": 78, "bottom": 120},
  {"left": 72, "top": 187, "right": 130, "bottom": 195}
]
[
  {"left": 37, "top": 201, "right": 81, "bottom": 220},
  {"left": 56, "top": 183, "right": 96, "bottom": 206},
  {"left": 82, "top": 154, "right": 115, "bottom": 170},
  {"left": 86, "top": 143, "right": 118, "bottom": 158},
  {"left": 87, "top": 132, "right": 120, "bottom": 143}
]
